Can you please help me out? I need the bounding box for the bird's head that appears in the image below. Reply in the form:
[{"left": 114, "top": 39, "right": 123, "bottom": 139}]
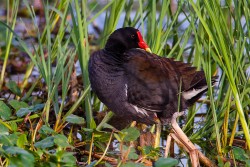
[{"left": 105, "top": 27, "right": 152, "bottom": 54}]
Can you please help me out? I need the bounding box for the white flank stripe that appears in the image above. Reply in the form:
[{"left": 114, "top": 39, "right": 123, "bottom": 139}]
[
  {"left": 125, "top": 84, "right": 128, "bottom": 97},
  {"left": 182, "top": 86, "right": 208, "bottom": 100},
  {"left": 133, "top": 105, "right": 149, "bottom": 116}
]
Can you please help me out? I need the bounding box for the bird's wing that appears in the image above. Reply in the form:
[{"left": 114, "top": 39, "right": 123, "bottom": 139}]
[{"left": 123, "top": 49, "right": 182, "bottom": 112}]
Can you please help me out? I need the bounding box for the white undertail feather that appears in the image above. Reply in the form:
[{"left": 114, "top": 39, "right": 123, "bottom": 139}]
[
  {"left": 182, "top": 86, "right": 208, "bottom": 100},
  {"left": 132, "top": 105, "right": 149, "bottom": 116}
]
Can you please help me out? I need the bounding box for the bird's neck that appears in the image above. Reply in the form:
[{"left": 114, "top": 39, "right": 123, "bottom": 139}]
[
  {"left": 102, "top": 49, "right": 125, "bottom": 64},
  {"left": 104, "top": 38, "right": 127, "bottom": 54}
]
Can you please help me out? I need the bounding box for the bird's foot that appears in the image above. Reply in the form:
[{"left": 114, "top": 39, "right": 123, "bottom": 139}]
[{"left": 164, "top": 111, "right": 216, "bottom": 167}]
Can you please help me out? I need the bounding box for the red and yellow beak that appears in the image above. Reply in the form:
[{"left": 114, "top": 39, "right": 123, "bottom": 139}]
[{"left": 137, "top": 31, "right": 152, "bottom": 53}]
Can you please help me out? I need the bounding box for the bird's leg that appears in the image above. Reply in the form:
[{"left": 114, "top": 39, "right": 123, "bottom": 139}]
[
  {"left": 164, "top": 134, "right": 172, "bottom": 157},
  {"left": 171, "top": 111, "right": 200, "bottom": 167},
  {"left": 154, "top": 118, "right": 161, "bottom": 148}
]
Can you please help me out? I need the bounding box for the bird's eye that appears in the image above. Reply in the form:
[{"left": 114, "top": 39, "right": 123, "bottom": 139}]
[{"left": 130, "top": 34, "right": 135, "bottom": 39}]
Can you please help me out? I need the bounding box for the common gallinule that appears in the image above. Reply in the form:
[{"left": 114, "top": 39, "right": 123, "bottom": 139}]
[{"left": 88, "top": 27, "right": 215, "bottom": 166}]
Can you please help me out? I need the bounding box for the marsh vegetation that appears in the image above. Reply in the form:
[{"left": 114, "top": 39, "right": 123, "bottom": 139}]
[{"left": 0, "top": 0, "right": 249, "bottom": 166}]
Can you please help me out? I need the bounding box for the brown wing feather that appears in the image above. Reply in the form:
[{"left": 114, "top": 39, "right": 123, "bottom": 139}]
[
  {"left": 123, "top": 49, "right": 180, "bottom": 112},
  {"left": 123, "top": 49, "right": 209, "bottom": 115}
]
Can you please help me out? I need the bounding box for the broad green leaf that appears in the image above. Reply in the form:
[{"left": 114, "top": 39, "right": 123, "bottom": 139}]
[
  {"left": 0, "top": 134, "right": 18, "bottom": 146},
  {"left": 121, "top": 145, "right": 139, "bottom": 160},
  {"left": 16, "top": 103, "right": 44, "bottom": 117},
  {"left": 224, "top": 162, "right": 231, "bottom": 167},
  {"left": 142, "top": 146, "right": 154, "bottom": 155},
  {"left": 65, "top": 114, "right": 85, "bottom": 124},
  {"left": 154, "top": 157, "right": 178, "bottom": 167},
  {"left": 17, "top": 134, "right": 28, "bottom": 148},
  {"left": 4, "top": 146, "right": 35, "bottom": 167},
  {"left": 128, "top": 148, "right": 138, "bottom": 160},
  {"left": 6, "top": 81, "right": 22, "bottom": 96},
  {"left": 121, "top": 127, "right": 140, "bottom": 142},
  {"left": 61, "top": 152, "right": 77, "bottom": 166},
  {"left": 232, "top": 147, "right": 248, "bottom": 162},
  {"left": 9, "top": 100, "right": 29, "bottom": 111},
  {"left": 39, "top": 125, "right": 56, "bottom": 135},
  {"left": 10, "top": 122, "right": 18, "bottom": 132},
  {"left": 0, "top": 124, "right": 9, "bottom": 135},
  {"left": 54, "top": 134, "right": 70, "bottom": 148},
  {"left": 34, "top": 136, "right": 54, "bottom": 149},
  {"left": 0, "top": 101, "right": 12, "bottom": 120}
]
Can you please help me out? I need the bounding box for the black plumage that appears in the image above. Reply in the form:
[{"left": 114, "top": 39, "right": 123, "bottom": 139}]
[{"left": 88, "top": 27, "right": 214, "bottom": 127}]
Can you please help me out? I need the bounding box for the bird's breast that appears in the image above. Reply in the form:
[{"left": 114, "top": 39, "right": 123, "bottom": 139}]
[{"left": 88, "top": 51, "right": 127, "bottom": 110}]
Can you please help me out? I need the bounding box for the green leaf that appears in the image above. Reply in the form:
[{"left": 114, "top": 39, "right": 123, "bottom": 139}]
[
  {"left": 128, "top": 148, "right": 138, "bottom": 160},
  {"left": 245, "top": 160, "right": 250, "bottom": 167},
  {"left": 101, "top": 123, "right": 115, "bottom": 130},
  {"left": 54, "top": 134, "right": 70, "bottom": 148},
  {"left": 90, "top": 118, "right": 96, "bottom": 129},
  {"left": 34, "top": 136, "right": 54, "bottom": 149},
  {"left": 6, "top": 81, "right": 22, "bottom": 96},
  {"left": 232, "top": 147, "right": 248, "bottom": 162},
  {"left": 121, "top": 127, "right": 140, "bottom": 142},
  {"left": 121, "top": 145, "right": 139, "bottom": 160},
  {"left": 120, "top": 162, "right": 145, "bottom": 167},
  {"left": 4, "top": 146, "right": 35, "bottom": 167},
  {"left": 65, "top": 114, "right": 85, "bottom": 124},
  {"left": 9, "top": 100, "right": 29, "bottom": 111},
  {"left": 16, "top": 103, "right": 44, "bottom": 117},
  {"left": 0, "top": 123, "right": 9, "bottom": 135},
  {"left": 224, "top": 162, "right": 231, "bottom": 167},
  {"left": 39, "top": 125, "right": 56, "bottom": 135},
  {"left": 0, "top": 101, "right": 12, "bottom": 120},
  {"left": 10, "top": 122, "right": 18, "bottom": 132},
  {"left": 114, "top": 133, "right": 122, "bottom": 142},
  {"left": 104, "top": 162, "right": 113, "bottom": 167},
  {"left": 17, "top": 134, "right": 28, "bottom": 148},
  {"left": 0, "top": 134, "right": 18, "bottom": 146},
  {"left": 154, "top": 157, "right": 178, "bottom": 167},
  {"left": 61, "top": 152, "right": 77, "bottom": 166}
]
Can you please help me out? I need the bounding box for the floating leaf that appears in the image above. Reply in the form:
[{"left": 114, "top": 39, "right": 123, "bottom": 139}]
[
  {"left": 34, "top": 136, "right": 54, "bottom": 149},
  {"left": 9, "top": 100, "right": 29, "bottom": 111},
  {"left": 16, "top": 103, "right": 44, "bottom": 117},
  {"left": 154, "top": 157, "right": 178, "bottom": 167},
  {"left": 65, "top": 114, "right": 85, "bottom": 124},
  {"left": 0, "top": 101, "right": 12, "bottom": 120},
  {"left": 54, "top": 134, "right": 70, "bottom": 148},
  {"left": 121, "top": 127, "right": 140, "bottom": 142},
  {"left": 6, "top": 81, "right": 22, "bottom": 96}
]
